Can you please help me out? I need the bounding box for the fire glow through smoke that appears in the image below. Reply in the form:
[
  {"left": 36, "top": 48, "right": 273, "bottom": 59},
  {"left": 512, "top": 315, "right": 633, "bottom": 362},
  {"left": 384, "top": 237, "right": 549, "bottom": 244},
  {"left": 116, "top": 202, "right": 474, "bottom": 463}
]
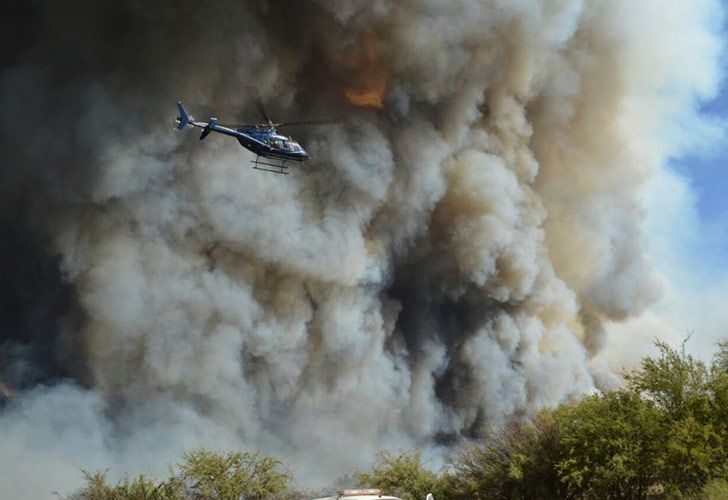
[
  {"left": 343, "top": 74, "right": 388, "bottom": 108},
  {"left": 0, "top": 0, "right": 723, "bottom": 497},
  {"left": 0, "top": 381, "right": 15, "bottom": 400},
  {"left": 341, "top": 33, "right": 389, "bottom": 108}
]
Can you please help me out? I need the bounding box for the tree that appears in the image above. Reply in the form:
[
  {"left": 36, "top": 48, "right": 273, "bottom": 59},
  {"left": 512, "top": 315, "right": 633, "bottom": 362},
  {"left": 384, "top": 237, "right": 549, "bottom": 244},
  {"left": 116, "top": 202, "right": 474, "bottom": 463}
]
[
  {"left": 354, "top": 450, "right": 445, "bottom": 500},
  {"left": 625, "top": 340, "right": 710, "bottom": 421},
  {"left": 67, "top": 339, "right": 728, "bottom": 500},
  {"left": 555, "top": 391, "right": 664, "bottom": 499},
  {"left": 625, "top": 340, "right": 728, "bottom": 494},
  {"left": 178, "top": 449, "right": 291, "bottom": 499},
  {"left": 711, "top": 341, "right": 728, "bottom": 375},
  {"left": 709, "top": 341, "right": 728, "bottom": 482},
  {"left": 446, "top": 411, "right": 564, "bottom": 499},
  {"left": 68, "top": 470, "right": 183, "bottom": 499},
  {"left": 700, "top": 478, "right": 728, "bottom": 499},
  {"left": 70, "top": 449, "right": 291, "bottom": 500}
]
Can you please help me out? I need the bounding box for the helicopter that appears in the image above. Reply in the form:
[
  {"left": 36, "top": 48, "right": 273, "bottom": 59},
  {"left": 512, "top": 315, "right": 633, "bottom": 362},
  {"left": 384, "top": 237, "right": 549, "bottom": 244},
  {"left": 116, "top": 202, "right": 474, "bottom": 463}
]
[{"left": 174, "top": 101, "right": 315, "bottom": 174}]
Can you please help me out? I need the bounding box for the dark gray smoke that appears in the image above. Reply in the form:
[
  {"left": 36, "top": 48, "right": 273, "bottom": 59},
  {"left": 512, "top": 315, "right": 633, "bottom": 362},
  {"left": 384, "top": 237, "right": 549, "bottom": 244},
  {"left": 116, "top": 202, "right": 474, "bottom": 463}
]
[{"left": 0, "top": 0, "right": 721, "bottom": 496}]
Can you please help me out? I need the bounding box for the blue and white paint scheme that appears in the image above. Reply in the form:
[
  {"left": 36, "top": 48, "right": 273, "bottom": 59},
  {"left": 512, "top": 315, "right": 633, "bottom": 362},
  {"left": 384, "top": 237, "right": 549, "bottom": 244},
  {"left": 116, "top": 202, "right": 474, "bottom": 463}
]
[{"left": 175, "top": 101, "right": 310, "bottom": 174}]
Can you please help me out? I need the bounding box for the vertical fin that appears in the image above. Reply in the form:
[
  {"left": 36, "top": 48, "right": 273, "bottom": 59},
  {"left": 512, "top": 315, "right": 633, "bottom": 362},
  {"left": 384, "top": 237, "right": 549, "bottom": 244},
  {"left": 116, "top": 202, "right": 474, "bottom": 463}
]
[{"left": 175, "top": 101, "right": 191, "bottom": 130}]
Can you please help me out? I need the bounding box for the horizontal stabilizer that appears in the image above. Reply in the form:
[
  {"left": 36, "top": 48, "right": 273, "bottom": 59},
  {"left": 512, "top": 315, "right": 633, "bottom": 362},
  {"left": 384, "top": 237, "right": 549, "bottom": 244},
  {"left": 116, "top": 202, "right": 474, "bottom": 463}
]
[{"left": 199, "top": 117, "right": 218, "bottom": 140}]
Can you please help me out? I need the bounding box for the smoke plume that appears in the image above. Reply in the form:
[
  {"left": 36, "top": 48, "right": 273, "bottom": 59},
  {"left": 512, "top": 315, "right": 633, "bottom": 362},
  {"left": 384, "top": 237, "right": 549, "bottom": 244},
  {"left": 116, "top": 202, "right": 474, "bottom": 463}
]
[{"left": 0, "top": 0, "right": 722, "bottom": 496}]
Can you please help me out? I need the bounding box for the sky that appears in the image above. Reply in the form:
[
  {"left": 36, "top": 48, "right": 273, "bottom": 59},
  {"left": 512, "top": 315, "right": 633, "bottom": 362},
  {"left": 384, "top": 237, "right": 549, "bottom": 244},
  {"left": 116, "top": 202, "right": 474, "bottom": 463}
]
[
  {"left": 686, "top": 99, "right": 728, "bottom": 224},
  {"left": 598, "top": 0, "right": 728, "bottom": 367},
  {"left": 676, "top": 5, "right": 728, "bottom": 258}
]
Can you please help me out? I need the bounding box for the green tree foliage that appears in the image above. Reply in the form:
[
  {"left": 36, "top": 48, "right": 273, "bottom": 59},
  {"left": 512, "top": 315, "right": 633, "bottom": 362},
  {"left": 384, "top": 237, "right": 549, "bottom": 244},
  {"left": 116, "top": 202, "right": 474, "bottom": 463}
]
[
  {"left": 701, "top": 478, "right": 728, "bottom": 499},
  {"left": 445, "top": 411, "right": 563, "bottom": 499},
  {"left": 70, "top": 449, "right": 291, "bottom": 500},
  {"left": 710, "top": 342, "right": 728, "bottom": 482},
  {"left": 625, "top": 340, "right": 710, "bottom": 420},
  {"left": 69, "top": 470, "right": 180, "bottom": 500},
  {"left": 626, "top": 340, "right": 728, "bottom": 495},
  {"left": 177, "top": 450, "right": 291, "bottom": 499},
  {"left": 442, "top": 339, "right": 728, "bottom": 499},
  {"left": 554, "top": 391, "right": 664, "bottom": 499},
  {"left": 354, "top": 450, "right": 445, "bottom": 500},
  {"left": 69, "top": 340, "right": 728, "bottom": 500}
]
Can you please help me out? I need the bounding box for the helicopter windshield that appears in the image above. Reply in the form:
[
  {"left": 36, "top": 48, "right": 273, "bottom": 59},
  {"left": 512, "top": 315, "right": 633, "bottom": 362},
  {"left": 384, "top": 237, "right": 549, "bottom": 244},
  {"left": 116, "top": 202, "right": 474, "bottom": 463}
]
[{"left": 270, "top": 136, "right": 301, "bottom": 152}]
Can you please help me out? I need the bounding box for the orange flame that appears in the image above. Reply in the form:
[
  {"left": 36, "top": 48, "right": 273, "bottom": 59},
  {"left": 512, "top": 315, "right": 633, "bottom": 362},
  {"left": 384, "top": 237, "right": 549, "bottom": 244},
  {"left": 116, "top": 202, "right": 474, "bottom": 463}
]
[
  {"left": 343, "top": 72, "right": 388, "bottom": 108},
  {"left": 341, "top": 33, "right": 389, "bottom": 109}
]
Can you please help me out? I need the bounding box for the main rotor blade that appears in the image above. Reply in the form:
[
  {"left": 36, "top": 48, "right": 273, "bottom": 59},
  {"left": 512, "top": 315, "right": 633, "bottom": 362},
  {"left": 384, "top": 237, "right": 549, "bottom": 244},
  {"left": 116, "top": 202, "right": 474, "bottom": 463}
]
[
  {"left": 275, "top": 119, "right": 336, "bottom": 128},
  {"left": 219, "top": 119, "right": 334, "bottom": 129},
  {"left": 218, "top": 123, "right": 263, "bottom": 128},
  {"left": 254, "top": 99, "right": 273, "bottom": 126}
]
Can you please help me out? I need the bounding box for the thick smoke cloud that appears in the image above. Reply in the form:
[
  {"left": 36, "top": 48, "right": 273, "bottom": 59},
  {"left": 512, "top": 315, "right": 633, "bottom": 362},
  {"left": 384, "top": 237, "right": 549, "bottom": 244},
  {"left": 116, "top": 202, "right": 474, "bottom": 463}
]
[{"left": 0, "top": 0, "right": 722, "bottom": 496}]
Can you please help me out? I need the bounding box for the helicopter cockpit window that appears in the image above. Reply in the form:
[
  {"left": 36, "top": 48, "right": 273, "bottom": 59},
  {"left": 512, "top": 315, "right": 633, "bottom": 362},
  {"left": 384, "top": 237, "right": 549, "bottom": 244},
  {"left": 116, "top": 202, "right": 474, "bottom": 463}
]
[{"left": 270, "top": 138, "right": 282, "bottom": 149}]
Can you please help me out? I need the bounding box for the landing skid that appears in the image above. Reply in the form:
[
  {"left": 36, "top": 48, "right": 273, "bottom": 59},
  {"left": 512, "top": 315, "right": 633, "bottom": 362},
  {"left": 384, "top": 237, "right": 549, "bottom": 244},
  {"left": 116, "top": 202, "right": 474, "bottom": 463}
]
[{"left": 251, "top": 156, "right": 289, "bottom": 175}]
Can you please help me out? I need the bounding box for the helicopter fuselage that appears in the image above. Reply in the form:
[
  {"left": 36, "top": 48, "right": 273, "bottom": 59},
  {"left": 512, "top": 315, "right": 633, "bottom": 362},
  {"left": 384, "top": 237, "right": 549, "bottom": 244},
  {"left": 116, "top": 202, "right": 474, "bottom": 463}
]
[{"left": 187, "top": 119, "right": 310, "bottom": 162}]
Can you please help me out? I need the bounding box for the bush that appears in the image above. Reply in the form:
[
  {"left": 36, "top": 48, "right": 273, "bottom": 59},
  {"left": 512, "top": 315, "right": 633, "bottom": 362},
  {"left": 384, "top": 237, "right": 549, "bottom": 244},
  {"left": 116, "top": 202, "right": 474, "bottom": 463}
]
[
  {"left": 700, "top": 478, "right": 728, "bottom": 499},
  {"left": 626, "top": 340, "right": 728, "bottom": 495},
  {"left": 446, "top": 411, "right": 563, "bottom": 499},
  {"left": 69, "top": 340, "right": 728, "bottom": 500},
  {"left": 69, "top": 471, "right": 176, "bottom": 500},
  {"left": 70, "top": 449, "right": 291, "bottom": 500},
  {"left": 354, "top": 450, "right": 445, "bottom": 500},
  {"left": 442, "top": 340, "right": 728, "bottom": 499},
  {"left": 177, "top": 449, "right": 291, "bottom": 499},
  {"left": 554, "top": 391, "right": 664, "bottom": 499}
]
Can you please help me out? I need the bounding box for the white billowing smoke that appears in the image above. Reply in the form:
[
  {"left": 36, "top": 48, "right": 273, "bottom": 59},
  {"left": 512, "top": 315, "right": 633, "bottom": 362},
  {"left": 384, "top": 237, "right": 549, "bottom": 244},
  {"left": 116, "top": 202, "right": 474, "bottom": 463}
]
[{"left": 0, "top": 0, "right": 723, "bottom": 496}]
